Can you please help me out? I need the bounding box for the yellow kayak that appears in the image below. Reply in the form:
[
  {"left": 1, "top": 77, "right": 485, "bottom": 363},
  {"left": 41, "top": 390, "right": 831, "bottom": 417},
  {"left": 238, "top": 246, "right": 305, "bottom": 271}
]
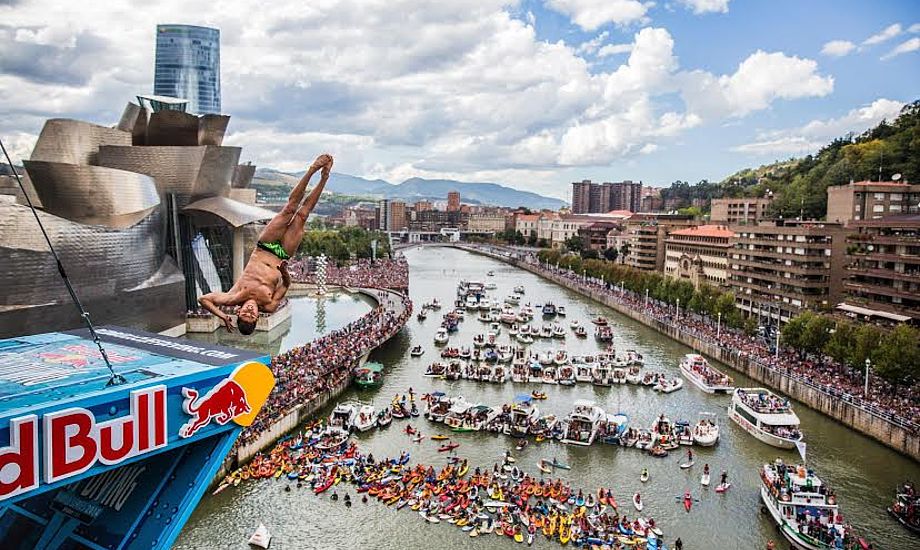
[
  {"left": 431, "top": 434, "right": 449, "bottom": 441},
  {"left": 514, "top": 532, "right": 524, "bottom": 543}
]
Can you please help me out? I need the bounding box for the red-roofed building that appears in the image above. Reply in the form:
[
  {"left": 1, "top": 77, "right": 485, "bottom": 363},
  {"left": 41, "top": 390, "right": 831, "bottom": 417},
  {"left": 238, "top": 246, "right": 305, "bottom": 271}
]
[
  {"left": 664, "top": 224, "right": 735, "bottom": 288},
  {"left": 826, "top": 180, "right": 920, "bottom": 224}
]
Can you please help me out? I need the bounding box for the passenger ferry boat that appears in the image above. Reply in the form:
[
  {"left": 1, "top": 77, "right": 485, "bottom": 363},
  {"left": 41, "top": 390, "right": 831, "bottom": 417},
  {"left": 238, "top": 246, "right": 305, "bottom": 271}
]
[
  {"left": 761, "top": 459, "right": 856, "bottom": 550},
  {"left": 541, "top": 302, "right": 557, "bottom": 316},
  {"left": 561, "top": 400, "right": 605, "bottom": 446},
  {"left": 679, "top": 353, "right": 734, "bottom": 394},
  {"left": 354, "top": 361, "right": 384, "bottom": 388},
  {"left": 729, "top": 388, "right": 803, "bottom": 449},
  {"left": 0, "top": 327, "right": 275, "bottom": 549}
]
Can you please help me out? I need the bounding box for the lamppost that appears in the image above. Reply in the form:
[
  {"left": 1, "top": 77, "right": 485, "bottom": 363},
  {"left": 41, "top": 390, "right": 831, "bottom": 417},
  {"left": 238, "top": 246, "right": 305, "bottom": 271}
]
[
  {"left": 582, "top": 269, "right": 586, "bottom": 283},
  {"left": 775, "top": 327, "right": 780, "bottom": 359},
  {"left": 864, "top": 358, "right": 871, "bottom": 396},
  {"left": 620, "top": 281, "right": 624, "bottom": 295},
  {"left": 645, "top": 288, "right": 649, "bottom": 308},
  {"left": 717, "top": 311, "right": 722, "bottom": 338},
  {"left": 676, "top": 298, "right": 680, "bottom": 321}
]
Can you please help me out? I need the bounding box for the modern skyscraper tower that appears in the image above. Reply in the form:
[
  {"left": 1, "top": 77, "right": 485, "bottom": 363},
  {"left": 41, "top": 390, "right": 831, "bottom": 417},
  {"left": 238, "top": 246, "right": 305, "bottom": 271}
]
[{"left": 154, "top": 24, "right": 221, "bottom": 114}]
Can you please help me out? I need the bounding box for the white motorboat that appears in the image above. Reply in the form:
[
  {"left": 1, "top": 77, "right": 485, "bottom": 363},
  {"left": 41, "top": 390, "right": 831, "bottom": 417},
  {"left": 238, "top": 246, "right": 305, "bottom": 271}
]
[
  {"left": 329, "top": 402, "right": 358, "bottom": 431},
  {"left": 444, "top": 398, "right": 474, "bottom": 429},
  {"left": 500, "top": 312, "right": 517, "bottom": 324},
  {"left": 354, "top": 404, "right": 377, "bottom": 432},
  {"left": 654, "top": 377, "right": 683, "bottom": 393},
  {"left": 680, "top": 353, "right": 734, "bottom": 394},
  {"left": 465, "top": 296, "right": 479, "bottom": 310},
  {"left": 484, "top": 282, "right": 497, "bottom": 290},
  {"left": 497, "top": 345, "right": 513, "bottom": 363},
  {"left": 491, "top": 364, "right": 508, "bottom": 383},
  {"left": 410, "top": 345, "right": 425, "bottom": 357},
  {"left": 561, "top": 400, "right": 605, "bottom": 446},
  {"left": 430, "top": 298, "right": 442, "bottom": 310},
  {"left": 541, "top": 365, "right": 558, "bottom": 384},
  {"left": 611, "top": 368, "right": 627, "bottom": 385},
  {"left": 625, "top": 366, "right": 642, "bottom": 384},
  {"left": 574, "top": 364, "right": 594, "bottom": 383},
  {"left": 595, "top": 325, "right": 613, "bottom": 342},
  {"left": 248, "top": 523, "right": 272, "bottom": 549},
  {"left": 434, "top": 327, "right": 450, "bottom": 345},
  {"left": 552, "top": 324, "right": 566, "bottom": 338},
  {"left": 569, "top": 319, "right": 581, "bottom": 329},
  {"left": 426, "top": 394, "right": 459, "bottom": 422},
  {"left": 556, "top": 306, "right": 567, "bottom": 316},
  {"left": 761, "top": 459, "right": 854, "bottom": 550},
  {"left": 538, "top": 351, "right": 554, "bottom": 366},
  {"left": 729, "top": 388, "right": 803, "bottom": 449},
  {"left": 510, "top": 399, "right": 539, "bottom": 438},
  {"left": 553, "top": 349, "right": 569, "bottom": 366},
  {"left": 514, "top": 285, "right": 525, "bottom": 294},
  {"left": 592, "top": 364, "right": 611, "bottom": 386},
  {"left": 516, "top": 333, "right": 534, "bottom": 345},
  {"left": 508, "top": 323, "right": 519, "bottom": 336},
  {"left": 540, "top": 325, "right": 553, "bottom": 339},
  {"left": 693, "top": 412, "right": 720, "bottom": 446},
  {"left": 505, "top": 294, "right": 520, "bottom": 305},
  {"left": 557, "top": 365, "right": 576, "bottom": 385},
  {"left": 489, "top": 322, "right": 502, "bottom": 335}
]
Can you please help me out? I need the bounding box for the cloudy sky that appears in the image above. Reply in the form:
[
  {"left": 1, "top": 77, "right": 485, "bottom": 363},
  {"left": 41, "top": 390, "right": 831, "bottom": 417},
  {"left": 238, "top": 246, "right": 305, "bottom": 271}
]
[{"left": 1, "top": 0, "right": 918, "bottom": 199}]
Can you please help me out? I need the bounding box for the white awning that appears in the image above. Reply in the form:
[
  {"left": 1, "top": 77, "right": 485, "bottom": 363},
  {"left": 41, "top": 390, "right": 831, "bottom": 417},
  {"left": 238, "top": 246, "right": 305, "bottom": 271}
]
[{"left": 836, "top": 303, "right": 911, "bottom": 322}]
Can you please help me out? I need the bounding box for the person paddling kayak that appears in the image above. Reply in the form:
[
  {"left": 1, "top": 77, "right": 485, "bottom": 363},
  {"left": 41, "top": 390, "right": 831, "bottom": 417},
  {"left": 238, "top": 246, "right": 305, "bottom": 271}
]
[{"left": 721, "top": 470, "right": 728, "bottom": 485}]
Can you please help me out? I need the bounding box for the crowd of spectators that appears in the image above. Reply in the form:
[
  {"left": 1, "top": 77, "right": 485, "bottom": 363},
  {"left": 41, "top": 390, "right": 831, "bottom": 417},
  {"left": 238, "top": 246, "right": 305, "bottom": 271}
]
[
  {"left": 237, "top": 288, "right": 412, "bottom": 447},
  {"left": 288, "top": 257, "right": 410, "bottom": 292},
  {"left": 465, "top": 244, "right": 920, "bottom": 432}
]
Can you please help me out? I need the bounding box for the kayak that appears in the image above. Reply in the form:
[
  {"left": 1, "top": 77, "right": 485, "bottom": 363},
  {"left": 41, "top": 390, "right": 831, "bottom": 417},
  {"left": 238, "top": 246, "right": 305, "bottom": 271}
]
[
  {"left": 537, "top": 460, "right": 552, "bottom": 474},
  {"left": 438, "top": 443, "right": 460, "bottom": 452},
  {"left": 549, "top": 458, "right": 570, "bottom": 470},
  {"left": 431, "top": 434, "right": 449, "bottom": 441},
  {"left": 683, "top": 493, "right": 693, "bottom": 512},
  {"left": 701, "top": 472, "right": 710, "bottom": 486},
  {"left": 715, "top": 482, "right": 731, "bottom": 493},
  {"left": 632, "top": 493, "right": 643, "bottom": 512}
]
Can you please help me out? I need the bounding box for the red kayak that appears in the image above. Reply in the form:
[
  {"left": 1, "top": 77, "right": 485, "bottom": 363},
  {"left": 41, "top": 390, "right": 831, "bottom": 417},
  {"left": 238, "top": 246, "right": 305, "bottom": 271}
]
[
  {"left": 438, "top": 443, "right": 460, "bottom": 452},
  {"left": 314, "top": 477, "right": 335, "bottom": 494},
  {"left": 683, "top": 493, "right": 693, "bottom": 512}
]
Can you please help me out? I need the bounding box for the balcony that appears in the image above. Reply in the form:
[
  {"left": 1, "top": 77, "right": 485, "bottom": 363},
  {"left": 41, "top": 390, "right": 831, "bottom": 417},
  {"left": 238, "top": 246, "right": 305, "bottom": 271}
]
[
  {"left": 846, "top": 266, "right": 920, "bottom": 283},
  {"left": 844, "top": 281, "right": 920, "bottom": 301}
]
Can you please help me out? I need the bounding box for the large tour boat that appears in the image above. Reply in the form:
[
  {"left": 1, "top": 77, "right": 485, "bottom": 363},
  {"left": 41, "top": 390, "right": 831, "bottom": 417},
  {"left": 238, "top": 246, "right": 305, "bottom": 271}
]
[
  {"left": 509, "top": 397, "right": 539, "bottom": 437},
  {"left": 679, "top": 353, "right": 734, "bottom": 394},
  {"left": 888, "top": 481, "right": 920, "bottom": 534},
  {"left": 561, "top": 400, "right": 605, "bottom": 446},
  {"left": 761, "top": 459, "right": 857, "bottom": 550},
  {"left": 729, "top": 388, "right": 803, "bottom": 449}
]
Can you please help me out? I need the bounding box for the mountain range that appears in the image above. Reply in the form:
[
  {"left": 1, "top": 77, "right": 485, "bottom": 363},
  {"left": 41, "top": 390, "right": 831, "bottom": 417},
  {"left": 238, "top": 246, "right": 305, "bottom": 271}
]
[{"left": 253, "top": 168, "right": 567, "bottom": 210}]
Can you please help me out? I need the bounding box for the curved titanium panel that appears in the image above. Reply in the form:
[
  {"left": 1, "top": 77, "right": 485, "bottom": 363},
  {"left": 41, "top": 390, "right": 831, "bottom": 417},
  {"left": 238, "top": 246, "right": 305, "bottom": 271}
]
[
  {"left": 183, "top": 196, "right": 276, "bottom": 228},
  {"left": 117, "top": 102, "right": 143, "bottom": 133},
  {"left": 96, "top": 145, "right": 240, "bottom": 203},
  {"left": 198, "top": 115, "right": 230, "bottom": 146},
  {"left": 30, "top": 119, "right": 132, "bottom": 165},
  {"left": 0, "top": 203, "right": 171, "bottom": 308},
  {"left": 23, "top": 161, "right": 161, "bottom": 228},
  {"left": 146, "top": 110, "right": 201, "bottom": 146},
  {"left": 231, "top": 163, "right": 256, "bottom": 188}
]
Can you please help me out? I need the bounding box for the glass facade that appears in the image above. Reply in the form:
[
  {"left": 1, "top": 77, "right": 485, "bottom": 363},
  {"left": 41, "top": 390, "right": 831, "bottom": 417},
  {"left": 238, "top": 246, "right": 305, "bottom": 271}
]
[{"left": 154, "top": 24, "right": 221, "bottom": 115}]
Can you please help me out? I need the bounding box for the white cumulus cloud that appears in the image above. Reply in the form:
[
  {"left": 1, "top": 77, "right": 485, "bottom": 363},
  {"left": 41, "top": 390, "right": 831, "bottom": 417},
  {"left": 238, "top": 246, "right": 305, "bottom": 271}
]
[
  {"left": 821, "top": 40, "right": 857, "bottom": 57},
  {"left": 863, "top": 23, "right": 902, "bottom": 46},
  {"left": 597, "top": 43, "right": 633, "bottom": 57},
  {"left": 680, "top": 0, "right": 730, "bottom": 15},
  {"left": 881, "top": 37, "right": 920, "bottom": 60},
  {"left": 732, "top": 98, "right": 905, "bottom": 155},
  {"left": 544, "top": 0, "right": 651, "bottom": 31}
]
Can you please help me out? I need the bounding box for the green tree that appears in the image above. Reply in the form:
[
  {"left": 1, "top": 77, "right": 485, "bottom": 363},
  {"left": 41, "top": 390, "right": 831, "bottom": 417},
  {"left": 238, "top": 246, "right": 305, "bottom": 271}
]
[
  {"left": 873, "top": 324, "right": 920, "bottom": 384},
  {"left": 537, "top": 238, "right": 549, "bottom": 248},
  {"left": 564, "top": 236, "right": 584, "bottom": 253},
  {"left": 527, "top": 231, "right": 538, "bottom": 246},
  {"left": 603, "top": 247, "right": 618, "bottom": 262}
]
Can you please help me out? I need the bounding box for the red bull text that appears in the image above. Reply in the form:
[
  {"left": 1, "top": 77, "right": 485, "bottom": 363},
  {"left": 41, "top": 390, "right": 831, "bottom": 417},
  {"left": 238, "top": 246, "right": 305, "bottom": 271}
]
[{"left": 0, "top": 386, "right": 167, "bottom": 502}]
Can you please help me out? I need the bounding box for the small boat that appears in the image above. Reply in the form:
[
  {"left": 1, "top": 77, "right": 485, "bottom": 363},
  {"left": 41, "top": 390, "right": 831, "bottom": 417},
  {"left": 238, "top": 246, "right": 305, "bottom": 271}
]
[
  {"left": 487, "top": 270, "right": 495, "bottom": 277},
  {"left": 632, "top": 493, "right": 643, "bottom": 512},
  {"left": 417, "top": 310, "right": 427, "bottom": 321},
  {"left": 547, "top": 457, "right": 570, "bottom": 470},
  {"left": 573, "top": 325, "right": 587, "bottom": 338},
  {"left": 640, "top": 468, "right": 649, "bottom": 483},
  {"left": 537, "top": 460, "right": 552, "bottom": 474},
  {"left": 683, "top": 492, "right": 693, "bottom": 512},
  {"left": 431, "top": 434, "right": 449, "bottom": 441},
  {"left": 592, "top": 317, "right": 609, "bottom": 326},
  {"left": 434, "top": 327, "right": 450, "bottom": 345},
  {"left": 693, "top": 412, "right": 720, "bottom": 446},
  {"left": 353, "top": 362, "right": 384, "bottom": 389},
  {"left": 542, "top": 303, "right": 557, "bottom": 316},
  {"left": 557, "top": 306, "right": 566, "bottom": 316},
  {"left": 530, "top": 390, "right": 547, "bottom": 400},
  {"left": 248, "top": 523, "right": 272, "bottom": 549},
  {"left": 410, "top": 345, "right": 424, "bottom": 357},
  {"left": 353, "top": 404, "right": 377, "bottom": 432},
  {"left": 514, "top": 285, "right": 525, "bottom": 294},
  {"left": 888, "top": 481, "right": 920, "bottom": 534}
]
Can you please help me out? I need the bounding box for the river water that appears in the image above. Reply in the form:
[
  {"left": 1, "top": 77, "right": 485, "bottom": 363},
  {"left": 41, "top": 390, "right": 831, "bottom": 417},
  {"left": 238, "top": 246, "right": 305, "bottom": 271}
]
[{"left": 176, "top": 246, "right": 919, "bottom": 549}]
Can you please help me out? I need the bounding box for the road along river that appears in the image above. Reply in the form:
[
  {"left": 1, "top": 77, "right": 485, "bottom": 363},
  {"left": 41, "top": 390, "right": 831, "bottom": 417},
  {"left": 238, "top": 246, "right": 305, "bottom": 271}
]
[{"left": 176, "top": 246, "right": 919, "bottom": 549}]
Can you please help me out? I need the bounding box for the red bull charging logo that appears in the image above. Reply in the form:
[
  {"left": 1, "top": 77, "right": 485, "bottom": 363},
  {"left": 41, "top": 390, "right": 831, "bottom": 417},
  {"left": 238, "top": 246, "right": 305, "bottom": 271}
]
[{"left": 179, "top": 361, "right": 274, "bottom": 438}]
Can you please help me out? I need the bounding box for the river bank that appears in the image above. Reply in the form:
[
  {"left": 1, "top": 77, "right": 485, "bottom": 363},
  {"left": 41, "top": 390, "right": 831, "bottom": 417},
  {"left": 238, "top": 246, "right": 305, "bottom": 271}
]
[
  {"left": 453, "top": 243, "right": 920, "bottom": 462},
  {"left": 212, "top": 287, "right": 412, "bottom": 483}
]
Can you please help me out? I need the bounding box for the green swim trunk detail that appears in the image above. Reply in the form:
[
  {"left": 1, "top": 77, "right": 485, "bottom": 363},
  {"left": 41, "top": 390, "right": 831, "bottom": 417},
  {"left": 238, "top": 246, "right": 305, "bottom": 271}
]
[{"left": 257, "top": 240, "right": 291, "bottom": 260}]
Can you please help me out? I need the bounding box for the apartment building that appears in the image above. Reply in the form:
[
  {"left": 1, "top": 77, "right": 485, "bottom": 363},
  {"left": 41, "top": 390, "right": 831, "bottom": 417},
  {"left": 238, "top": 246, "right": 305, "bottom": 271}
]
[
  {"left": 624, "top": 214, "right": 698, "bottom": 272},
  {"left": 841, "top": 213, "right": 920, "bottom": 323},
  {"left": 664, "top": 225, "right": 734, "bottom": 288},
  {"left": 728, "top": 220, "right": 848, "bottom": 325},
  {"left": 826, "top": 180, "right": 920, "bottom": 223},
  {"left": 710, "top": 197, "right": 773, "bottom": 225}
]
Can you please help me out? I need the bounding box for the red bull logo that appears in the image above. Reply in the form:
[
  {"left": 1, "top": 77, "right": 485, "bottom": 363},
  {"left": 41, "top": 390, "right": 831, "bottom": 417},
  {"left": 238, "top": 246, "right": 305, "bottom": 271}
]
[{"left": 178, "top": 362, "right": 274, "bottom": 438}]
